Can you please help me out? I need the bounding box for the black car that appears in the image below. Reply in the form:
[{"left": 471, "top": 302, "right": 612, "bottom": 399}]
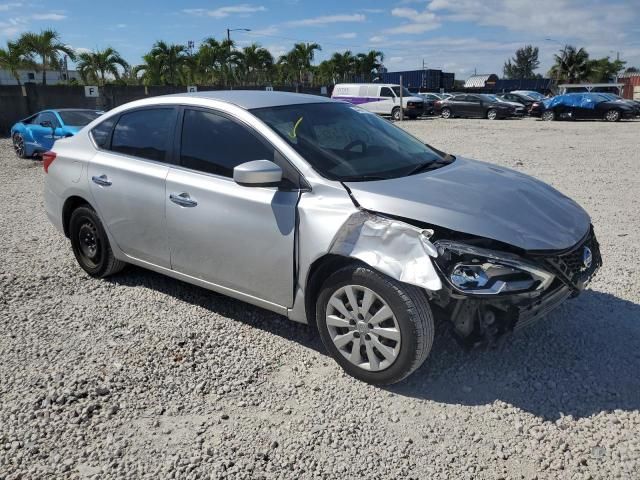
[
  {"left": 435, "top": 94, "right": 524, "bottom": 119},
  {"left": 497, "top": 92, "right": 537, "bottom": 110},
  {"left": 539, "top": 93, "right": 637, "bottom": 122},
  {"left": 417, "top": 92, "right": 442, "bottom": 115}
]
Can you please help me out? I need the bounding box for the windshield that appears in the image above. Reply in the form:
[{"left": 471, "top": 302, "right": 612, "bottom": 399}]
[
  {"left": 58, "top": 110, "right": 101, "bottom": 126},
  {"left": 251, "top": 102, "right": 448, "bottom": 181},
  {"left": 391, "top": 86, "right": 413, "bottom": 97}
]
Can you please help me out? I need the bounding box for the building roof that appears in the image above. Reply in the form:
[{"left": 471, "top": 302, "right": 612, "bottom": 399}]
[
  {"left": 167, "top": 90, "right": 332, "bottom": 109},
  {"left": 464, "top": 74, "right": 498, "bottom": 88}
]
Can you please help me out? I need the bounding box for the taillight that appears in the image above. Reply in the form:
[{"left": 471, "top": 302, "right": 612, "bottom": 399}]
[{"left": 43, "top": 151, "right": 57, "bottom": 173}]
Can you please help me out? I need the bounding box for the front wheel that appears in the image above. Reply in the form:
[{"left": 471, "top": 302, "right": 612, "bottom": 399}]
[
  {"left": 12, "top": 133, "right": 28, "bottom": 158},
  {"left": 391, "top": 107, "right": 402, "bottom": 121},
  {"left": 316, "top": 265, "right": 434, "bottom": 385},
  {"left": 604, "top": 109, "right": 621, "bottom": 122},
  {"left": 441, "top": 107, "right": 452, "bottom": 119},
  {"left": 69, "top": 206, "right": 126, "bottom": 278},
  {"left": 541, "top": 110, "right": 555, "bottom": 121},
  {"left": 486, "top": 109, "right": 498, "bottom": 120}
]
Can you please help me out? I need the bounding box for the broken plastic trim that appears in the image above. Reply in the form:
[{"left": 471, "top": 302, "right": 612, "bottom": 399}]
[{"left": 329, "top": 211, "right": 442, "bottom": 291}]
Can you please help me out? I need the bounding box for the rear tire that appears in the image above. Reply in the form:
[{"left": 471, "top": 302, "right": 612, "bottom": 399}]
[
  {"left": 69, "top": 206, "right": 126, "bottom": 278},
  {"left": 12, "top": 133, "right": 28, "bottom": 158},
  {"left": 391, "top": 107, "right": 402, "bottom": 121},
  {"left": 604, "top": 109, "right": 621, "bottom": 122},
  {"left": 541, "top": 110, "right": 555, "bottom": 121},
  {"left": 441, "top": 108, "right": 452, "bottom": 119},
  {"left": 316, "top": 264, "right": 434, "bottom": 385}
]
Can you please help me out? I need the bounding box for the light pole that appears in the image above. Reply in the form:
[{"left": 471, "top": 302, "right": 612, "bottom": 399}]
[
  {"left": 226, "top": 28, "right": 251, "bottom": 89},
  {"left": 545, "top": 38, "right": 564, "bottom": 92}
]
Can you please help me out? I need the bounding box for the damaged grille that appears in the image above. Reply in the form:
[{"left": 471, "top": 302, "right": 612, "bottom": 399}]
[{"left": 544, "top": 229, "right": 601, "bottom": 290}]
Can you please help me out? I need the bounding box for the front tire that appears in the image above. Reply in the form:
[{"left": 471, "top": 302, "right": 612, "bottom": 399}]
[
  {"left": 441, "top": 107, "right": 452, "bottom": 119},
  {"left": 486, "top": 108, "right": 498, "bottom": 120},
  {"left": 69, "top": 206, "right": 126, "bottom": 278},
  {"left": 391, "top": 107, "right": 402, "bottom": 121},
  {"left": 316, "top": 264, "right": 434, "bottom": 385},
  {"left": 604, "top": 109, "right": 621, "bottom": 122},
  {"left": 12, "top": 133, "right": 28, "bottom": 158},
  {"left": 541, "top": 110, "right": 555, "bottom": 121}
]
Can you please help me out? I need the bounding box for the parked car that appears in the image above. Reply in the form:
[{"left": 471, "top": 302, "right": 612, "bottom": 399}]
[
  {"left": 435, "top": 94, "right": 525, "bottom": 119},
  {"left": 510, "top": 90, "right": 546, "bottom": 101},
  {"left": 43, "top": 91, "right": 601, "bottom": 385},
  {"left": 332, "top": 83, "right": 424, "bottom": 120},
  {"left": 417, "top": 92, "right": 442, "bottom": 115},
  {"left": 496, "top": 92, "right": 537, "bottom": 112},
  {"left": 11, "top": 109, "right": 103, "bottom": 158},
  {"left": 596, "top": 93, "right": 640, "bottom": 116},
  {"left": 539, "top": 93, "right": 637, "bottom": 122}
]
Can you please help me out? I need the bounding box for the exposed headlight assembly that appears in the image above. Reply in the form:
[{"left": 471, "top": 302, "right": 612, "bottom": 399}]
[{"left": 434, "top": 240, "right": 554, "bottom": 295}]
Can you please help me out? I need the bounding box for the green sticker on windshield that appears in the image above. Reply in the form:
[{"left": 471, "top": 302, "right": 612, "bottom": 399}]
[{"left": 289, "top": 116, "right": 303, "bottom": 139}]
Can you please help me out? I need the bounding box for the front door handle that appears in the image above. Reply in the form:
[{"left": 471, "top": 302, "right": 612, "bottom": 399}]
[
  {"left": 169, "top": 192, "right": 198, "bottom": 207},
  {"left": 91, "top": 174, "right": 112, "bottom": 187}
]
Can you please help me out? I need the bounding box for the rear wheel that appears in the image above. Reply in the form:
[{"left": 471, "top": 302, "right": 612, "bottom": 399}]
[
  {"left": 487, "top": 109, "right": 498, "bottom": 120},
  {"left": 441, "top": 108, "right": 452, "bottom": 119},
  {"left": 541, "top": 110, "right": 555, "bottom": 121},
  {"left": 69, "top": 206, "right": 126, "bottom": 278},
  {"left": 12, "top": 133, "right": 27, "bottom": 158},
  {"left": 316, "top": 264, "right": 434, "bottom": 385},
  {"left": 604, "top": 109, "right": 621, "bottom": 122},
  {"left": 391, "top": 107, "right": 402, "bottom": 121}
]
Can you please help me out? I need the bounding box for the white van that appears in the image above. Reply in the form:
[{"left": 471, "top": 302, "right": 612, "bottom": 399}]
[{"left": 331, "top": 83, "right": 425, "bottom": 120}]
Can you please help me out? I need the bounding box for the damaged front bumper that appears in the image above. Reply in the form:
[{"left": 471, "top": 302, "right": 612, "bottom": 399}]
[{"left": 431, "top": 228, "right": 602, "bottom": 346}]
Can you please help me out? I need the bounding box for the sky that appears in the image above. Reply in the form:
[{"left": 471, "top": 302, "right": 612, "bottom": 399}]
[{"left": 1, "top": 0, "right": 639, "bottom": 79}]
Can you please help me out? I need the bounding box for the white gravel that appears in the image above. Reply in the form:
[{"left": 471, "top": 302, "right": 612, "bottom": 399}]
[{"left": 1, "top": 116, "right": 639, "bottom": 479}]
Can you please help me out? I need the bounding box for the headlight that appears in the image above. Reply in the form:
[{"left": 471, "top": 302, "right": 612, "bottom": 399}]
[{"left": 434, "top": 240, "right": 554, "bottom": 295}]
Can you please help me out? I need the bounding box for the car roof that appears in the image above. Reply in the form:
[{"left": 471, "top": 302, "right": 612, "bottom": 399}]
[{"left": 165, "top": 90, "right": 334, "bottom": 109}]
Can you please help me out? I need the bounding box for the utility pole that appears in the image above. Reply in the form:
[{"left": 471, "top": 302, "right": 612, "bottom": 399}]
[
  {"left": 226, "top": 28, "right": 251, "bottom": 89},
  {"left": 399, "top": 75, "right": 404, "bottom": 121}
]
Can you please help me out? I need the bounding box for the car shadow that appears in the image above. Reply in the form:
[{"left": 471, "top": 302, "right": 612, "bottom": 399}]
[
  {"left": 106, "top": 268, "right": 639, "bottom": 421},
  {"left": 390, "top": 289, "right": 640, "bottom": 420}
]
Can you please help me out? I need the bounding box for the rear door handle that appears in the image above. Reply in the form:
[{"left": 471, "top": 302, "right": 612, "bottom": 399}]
[
  {"left": 91, "top": 174, "right": 112, "bottom": 187},
  {"left": 169, "top": 192, "right": 198, "bottom": 207}
]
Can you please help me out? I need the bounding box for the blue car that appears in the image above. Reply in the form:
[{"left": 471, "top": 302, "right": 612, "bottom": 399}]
[{"left": 11, "top": 109, "right": 103, "bottom": 158}]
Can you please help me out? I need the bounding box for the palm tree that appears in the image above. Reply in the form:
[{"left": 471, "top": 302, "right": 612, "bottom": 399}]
[
  {"left": 281, "top": 42, "right": 321, "bottom": 85},
  {"left": 150, "top": 41, "right": 187, "bottom": 85},
  {"left": 0, "top": 41, "right": 35, "bottom": 86},
  {"left": 356, "top": 50, "right": 384, "bottom": 81},
  {"left": 240, "top": 43, "right": 274, "bottom": 85},
  {"left": 76, "top": 48, "right": 129, "bottom": 86},
  {"left": 331, "top": 51, "right": 357, "bottom": 82},
  {"left": 549, "top": 45, "right": 592, "bottom": 83},
  {"left": 197, "top": 37, "right": 239, "bottom": 86},
  {"left": 133, "top": 53, "right": 163, "bottom": 86},
  {"left": 18, "top": 29, "right": 75, "bottom": 85}
]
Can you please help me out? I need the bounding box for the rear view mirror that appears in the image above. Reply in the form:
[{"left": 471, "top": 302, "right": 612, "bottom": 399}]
[{"left": 233, "top": 160, "right": 282, "bottom": 187}]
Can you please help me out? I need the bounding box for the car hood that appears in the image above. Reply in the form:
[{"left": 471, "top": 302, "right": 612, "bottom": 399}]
[{"left": 344, "top": 157, "right": 591, "bottom": 251}]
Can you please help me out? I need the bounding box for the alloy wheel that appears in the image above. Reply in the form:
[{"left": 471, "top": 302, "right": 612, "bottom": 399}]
[
  {"left": 542, "top": 111, "right": 554, "bottom": 121},
  {"left": 605, "top": 109, "right": 620, "bottom": 122},
  {"left": 326, "top": 285, "right": 401, "bottom": 372},
  {"left": 13, "top": 135, "right": 25, "bottom": 157},
  {"left": 487, "top": 109, "right": 497, "bottom": 120},
  {"left": 441, "top": 108, "right": 451, "bottom": 119}
]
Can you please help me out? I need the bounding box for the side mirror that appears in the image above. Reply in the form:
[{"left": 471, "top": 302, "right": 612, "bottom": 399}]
[{"left": 233, "top": 160, "right": 282, "bottom": 187}]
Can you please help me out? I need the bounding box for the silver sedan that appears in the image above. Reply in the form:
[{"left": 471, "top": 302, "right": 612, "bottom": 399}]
[{"left": 43, "top": 91, "right": 600, "bottom": 384}]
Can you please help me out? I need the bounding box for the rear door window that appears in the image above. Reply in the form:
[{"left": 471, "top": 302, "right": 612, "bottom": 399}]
[
  {"left": 91, "top": 117, "right": 117, "bottom": 149},
  {"left": 111, "top": 108, "right": 176, "bottom": 162}
]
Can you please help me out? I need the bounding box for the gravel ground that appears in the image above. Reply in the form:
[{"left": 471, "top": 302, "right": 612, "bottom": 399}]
[{"left": 1, "top": 117, "right": 639, "bottom": 480}]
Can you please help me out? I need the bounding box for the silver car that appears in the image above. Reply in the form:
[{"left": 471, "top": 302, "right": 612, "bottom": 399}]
[{"left": 43, "top": 91, "right": 601, "bottom": 384}]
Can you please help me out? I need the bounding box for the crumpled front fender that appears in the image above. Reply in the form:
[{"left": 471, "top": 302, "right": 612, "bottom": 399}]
[{"left": 329, "top": 211, "right": 442, "bottom": 291}]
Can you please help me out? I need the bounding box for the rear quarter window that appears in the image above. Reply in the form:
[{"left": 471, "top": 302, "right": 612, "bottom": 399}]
[{"left": 90, "top": 117, "right": 116, "bottom": 149}]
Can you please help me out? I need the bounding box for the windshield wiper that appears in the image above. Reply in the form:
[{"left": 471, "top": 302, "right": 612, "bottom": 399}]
[
  {"left": 339, "top": 175, "right": 390, "bottom": 182},
  {"left": 406, "top": 154, "right": 455, "bottom": 176}
]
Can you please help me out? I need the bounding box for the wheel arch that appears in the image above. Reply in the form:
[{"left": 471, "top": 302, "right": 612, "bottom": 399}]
[
  {"left": 62, "top": 195, "right": 95, "bottom": 238},
  {"left": 304, "top": 254, "right": 361, "bottom": 329}
]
